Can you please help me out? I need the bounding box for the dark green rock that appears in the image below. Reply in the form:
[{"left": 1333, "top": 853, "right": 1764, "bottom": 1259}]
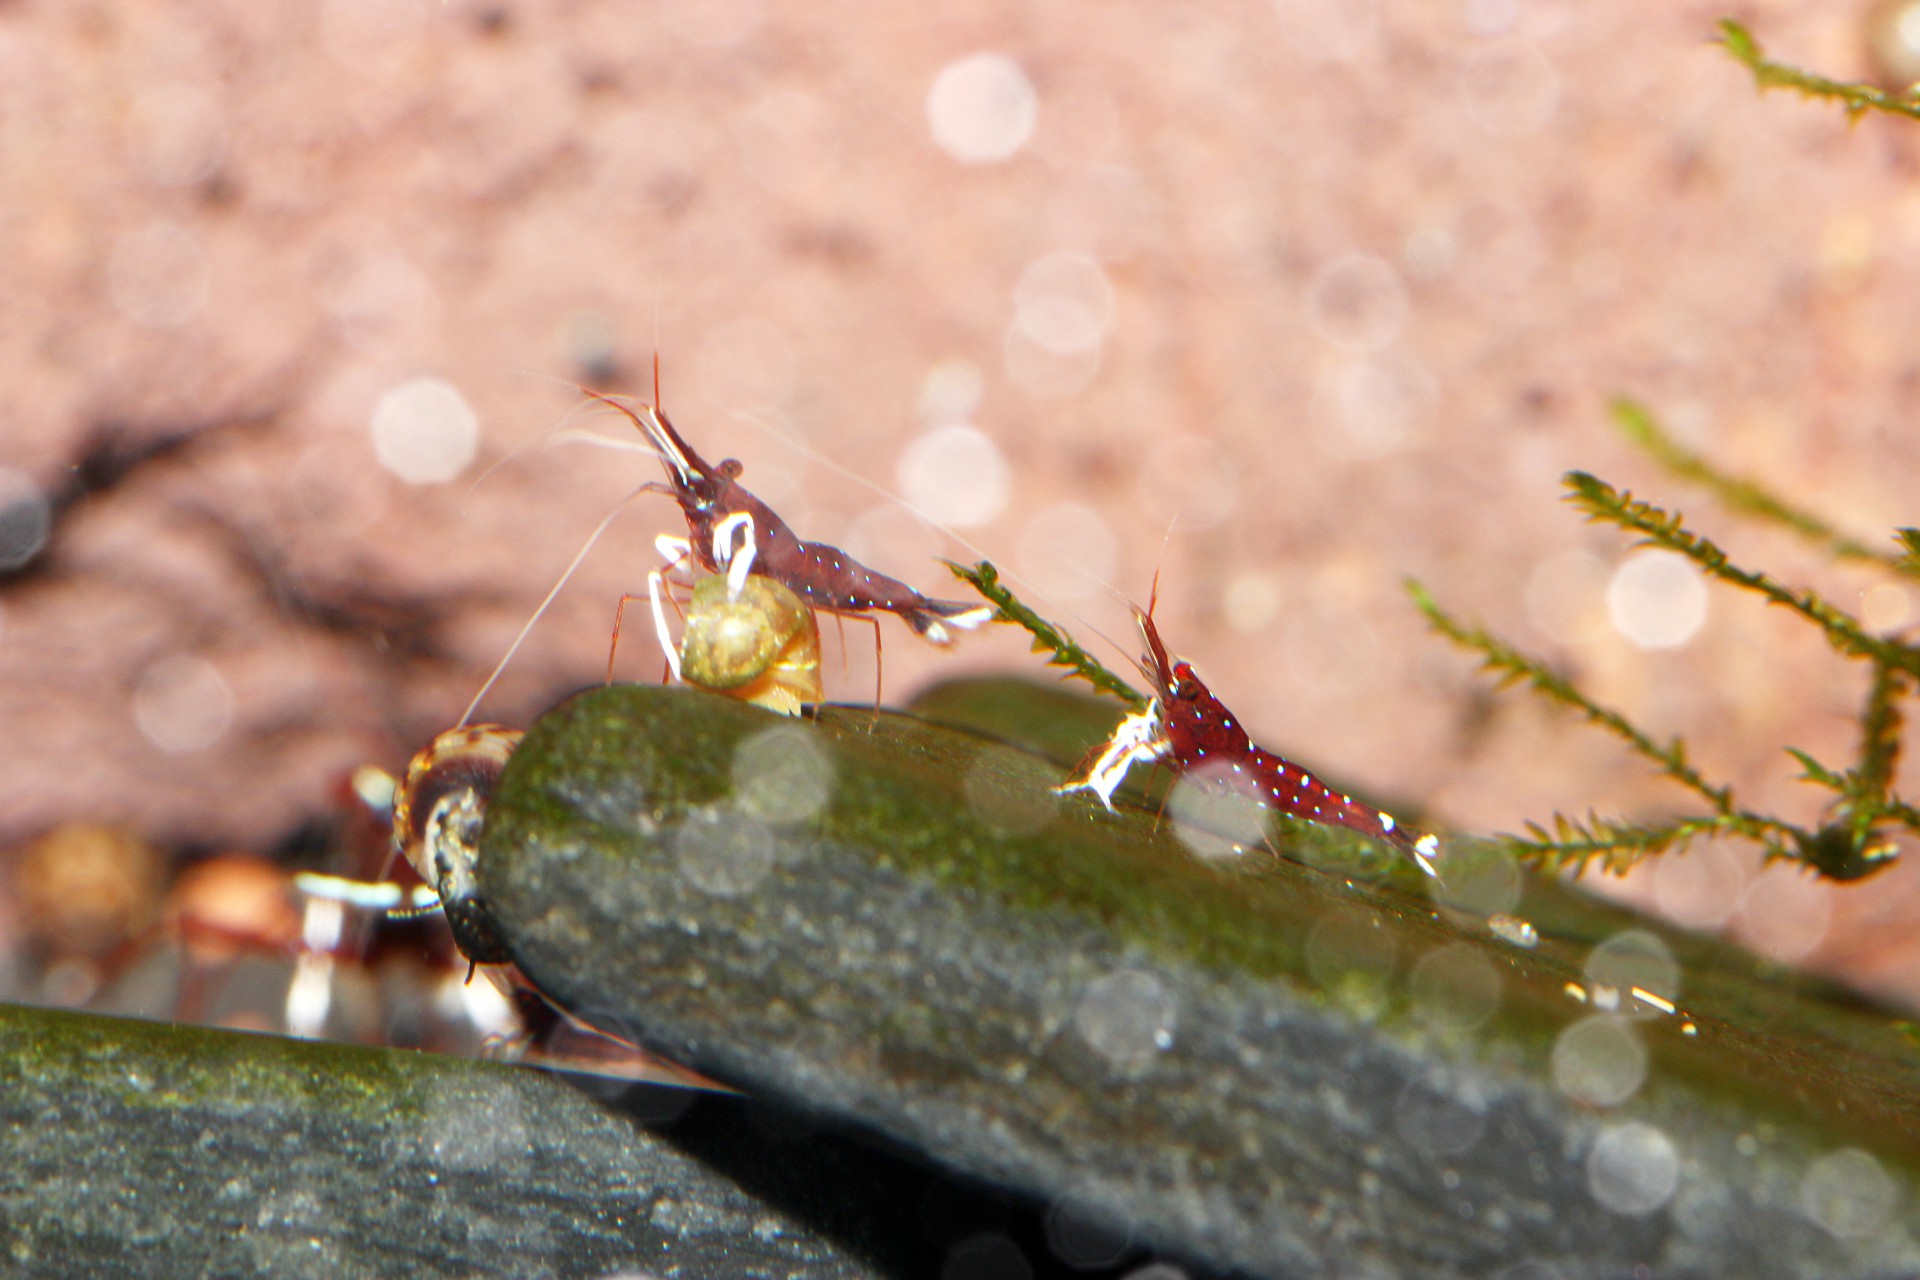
[
  {"left": 0, "top": 1003, "right": 891, "bottom": 1279},
  {"left": 908, "top": 673, "right": 1124, "bottom": 766},
  {"left": 481, "top": 683, "right": 1920, "bottom": 1280}
]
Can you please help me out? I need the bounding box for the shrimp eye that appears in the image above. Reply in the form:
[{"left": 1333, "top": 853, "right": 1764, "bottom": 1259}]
[
  {"left": 719, "top": 459, "right": 744, "bottom": 480},
  {"left": 1173, "top": 680, "right": 1200, "bottom": 701}
]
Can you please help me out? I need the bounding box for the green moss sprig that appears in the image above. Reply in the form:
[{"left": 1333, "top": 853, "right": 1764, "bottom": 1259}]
[
  {"left": 1563, "top": 472, "right": 1920, "bottom": 683},
  {"left": 946, "top": 560, "right": 1148, "bottom": 712},
  {"left": 1407, "top": 580, "right": 1801, "bottom": 876},
  {"left": 1718, "top": 18, "right": 1920, "bottom": 122},
  {"left": 1610, "top": 399, "right": 1913, "bottom": 575},
  {"left": 1411, "top": 409, "right": 1919, "bottom": 881}
]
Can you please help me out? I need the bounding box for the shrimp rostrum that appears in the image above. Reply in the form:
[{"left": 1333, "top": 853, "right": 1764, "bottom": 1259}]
[
  {"left": 587, "top": 390, "right": 996, "bottom": 645},
  {"left": 1059, "top": 598, "right": 1441, "bottom": 878}
]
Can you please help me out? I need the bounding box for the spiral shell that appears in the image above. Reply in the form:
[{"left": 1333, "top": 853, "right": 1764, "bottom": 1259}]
[
  {"left": 679, "top": 573, "right": 823, "bottom": 715},
  {"left": 391, "top": 723, "right": 523, "bottom": 963}
]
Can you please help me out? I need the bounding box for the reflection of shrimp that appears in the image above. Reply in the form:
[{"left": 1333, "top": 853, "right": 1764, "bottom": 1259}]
[
  {"left": 1059, "top": 593, "right": 1441, "bottom": 877},
  {"left": 587, "top": 382, "right": 993, "bottom": 682}
]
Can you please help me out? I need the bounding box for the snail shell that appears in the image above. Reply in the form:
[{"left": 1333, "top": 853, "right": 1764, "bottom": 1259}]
[{"left": 391, "top": 723, "right": 523, "bottom": 964}]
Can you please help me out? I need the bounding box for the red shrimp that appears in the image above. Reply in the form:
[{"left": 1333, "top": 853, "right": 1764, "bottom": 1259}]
[
  {"left": 1060, "top": 595, "right": 1440, "bottom": 877},
  {"left": 455, "top": 369, "right": 988, "bottom": 725},
  {"left": 583, "top": 388, "right": 995, "bottom": 644}
]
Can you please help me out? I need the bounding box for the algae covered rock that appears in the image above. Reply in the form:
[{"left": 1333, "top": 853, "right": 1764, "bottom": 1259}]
[
  {"left": 477, "top": 683, "right": 1920, "bottom": 1279},
  {"left": 0, "top": 1003, "right": 891, "bottom": 1279}
]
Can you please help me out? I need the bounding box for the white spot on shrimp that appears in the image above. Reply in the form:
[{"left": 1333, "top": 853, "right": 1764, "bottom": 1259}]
[{"left": 1412, "top": 832, "right": 1443, "bottom": 877}]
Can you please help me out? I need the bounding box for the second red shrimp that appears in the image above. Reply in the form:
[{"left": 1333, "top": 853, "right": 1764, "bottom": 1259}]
[{"left": 1059, "top": 594, "right": 1441, "bottom": 877}]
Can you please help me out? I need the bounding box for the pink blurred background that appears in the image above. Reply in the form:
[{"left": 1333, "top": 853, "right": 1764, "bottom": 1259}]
[{"left": 4, "top": 1, "right": 1920, "bottom": 1005}]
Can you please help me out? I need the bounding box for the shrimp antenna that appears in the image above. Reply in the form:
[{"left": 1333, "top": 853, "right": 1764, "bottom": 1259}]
[
  {"left": 455, "top": 481, "right": 654, "bottom": 728},
  {"left": 461, "top": 394, "right": 612, "bottom": 500},
  {"left": 1049, "top": 563, "right": 1160, "bottom": 688},
  {"left": 951, "top": 560, "right": 1150, "bottom": 710},
  {"left": 650, "top": 292, "right": 665, "bottom": 402},
  {"left": 1075, "top": 515, "right": 1180, "bottom": 683},
  {"left": 461, "top": 359, "right": 675, "bottom": 499},
  {"left": 470, "top": 368, "right": 688, "bottom": 472}
]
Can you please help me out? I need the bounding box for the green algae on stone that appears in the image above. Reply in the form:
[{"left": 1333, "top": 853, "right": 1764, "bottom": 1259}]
[
  {"left": 474, "top": 683, "right": 1920, "bottom": 1280},
  {"left": 916, "top": 675, "right": 1920, "bottom": 1153},
  {"left": 0, "top": 1003, "right": 890, "bottom": 1279},
  {"left": 908, "top": 673, "right": 1128, "bottom": 768}
]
